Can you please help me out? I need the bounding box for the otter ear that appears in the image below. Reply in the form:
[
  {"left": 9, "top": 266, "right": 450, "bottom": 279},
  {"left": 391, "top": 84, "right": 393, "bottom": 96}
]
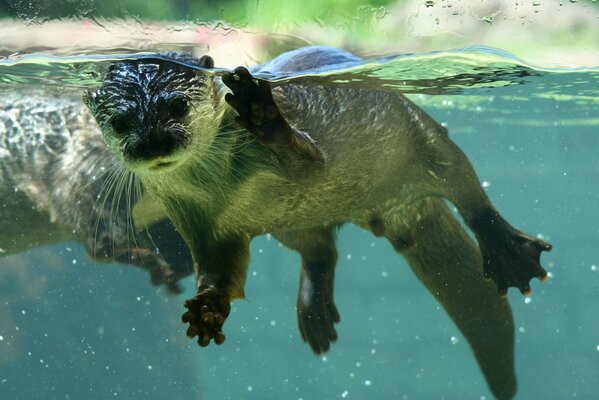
[
  {"left": 82, "top": 90, "right": 97, "bottom": 109},
  {"left": 199, "top": 55, "right": 214, "bottom": 69}
]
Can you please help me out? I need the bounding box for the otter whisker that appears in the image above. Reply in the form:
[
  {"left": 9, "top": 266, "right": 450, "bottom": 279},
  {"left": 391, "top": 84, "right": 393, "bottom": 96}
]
[{"left": 91, "top": 162, "right": 124, "bottom": 258}]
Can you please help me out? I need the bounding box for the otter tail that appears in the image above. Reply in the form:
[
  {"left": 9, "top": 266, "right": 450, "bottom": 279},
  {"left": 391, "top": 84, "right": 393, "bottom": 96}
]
[{"left": 390, "top": 198, "right": 516, "bottom": 400}]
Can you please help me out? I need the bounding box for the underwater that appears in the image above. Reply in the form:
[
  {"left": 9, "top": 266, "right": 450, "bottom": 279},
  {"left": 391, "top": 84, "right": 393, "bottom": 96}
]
[{"left": 0, "top": 1, "right": 598, "bottom": 399}]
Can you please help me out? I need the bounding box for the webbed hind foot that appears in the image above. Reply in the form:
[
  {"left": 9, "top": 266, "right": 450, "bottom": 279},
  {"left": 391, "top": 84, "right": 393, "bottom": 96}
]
[
  {"left": 297, "top": 274, "right": 340, "bottom": 354},
  {"left": 470, "top": 208, "right": 552, "bottom": 295}
]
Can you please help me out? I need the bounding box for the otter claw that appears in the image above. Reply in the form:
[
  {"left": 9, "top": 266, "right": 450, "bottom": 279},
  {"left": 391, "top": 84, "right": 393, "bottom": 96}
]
[{"left": 474, "top": 211, "right": 552, "bottom": 296}]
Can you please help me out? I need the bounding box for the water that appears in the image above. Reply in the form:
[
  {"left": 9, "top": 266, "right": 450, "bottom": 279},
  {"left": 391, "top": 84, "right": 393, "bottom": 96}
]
[{"left": 1, "top": 27, "right": 599, "bottom": 400}]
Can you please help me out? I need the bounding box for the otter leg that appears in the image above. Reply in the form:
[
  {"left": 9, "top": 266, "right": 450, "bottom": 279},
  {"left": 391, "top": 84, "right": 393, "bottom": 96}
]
[
  {"left": 380, "top": 198, "right": 516, "bottom": 400},
  {"left": 85, "top": 220, "right": 183, "bottom": 293},
  {"left": 222, "top": 67, "right": 325, "bottom": 177},
  {"left": 275, "top": 227, "right": 340, "bottom": 354},
  {"left": 422, "top": 136, "right": 551, "bottom": 295},
  {"left": 181, "top": 235, "right": 250, "bottom": 347}
]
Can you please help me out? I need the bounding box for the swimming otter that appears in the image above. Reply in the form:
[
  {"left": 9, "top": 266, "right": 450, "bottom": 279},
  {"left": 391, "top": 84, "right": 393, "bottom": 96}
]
[
  {"left": 85, "top": 46, "right": 552, "bottom": 399},
  {"left": 0, "top": 93, "right": 194, "bottom": 292}
]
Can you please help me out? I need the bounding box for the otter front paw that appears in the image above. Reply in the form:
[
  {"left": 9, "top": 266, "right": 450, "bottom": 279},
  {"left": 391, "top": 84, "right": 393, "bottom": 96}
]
[
  {"left": 182, "top": 288, "right": 231, "bottom": 346},
  {"left": 474, "top": 212, "right": 552, "bottom": 296},
  {"left": 222, "top": 67, "right": 292, "bottom": 145},
  {"left": 297, "top": 291, "right": 340, "bottom": 354}
]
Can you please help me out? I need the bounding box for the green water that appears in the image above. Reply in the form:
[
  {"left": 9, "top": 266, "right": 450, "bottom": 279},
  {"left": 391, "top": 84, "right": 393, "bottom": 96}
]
[{"left": 0, "top": 45, "right": 598, "bottom": 400}]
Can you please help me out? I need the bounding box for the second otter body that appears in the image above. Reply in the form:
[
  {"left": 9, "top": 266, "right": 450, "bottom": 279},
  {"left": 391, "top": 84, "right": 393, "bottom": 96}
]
[{"left": 86, "top": 46, "right": 552, "bottom": 399}]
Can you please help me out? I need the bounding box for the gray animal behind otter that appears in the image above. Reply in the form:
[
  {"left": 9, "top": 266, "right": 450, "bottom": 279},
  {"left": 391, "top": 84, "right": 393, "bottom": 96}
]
[
  {"left": 0, "top": 93, "right": 193, "bottom": 291},
  {"left": 85, "top": 46, "right": 552, "bottom": 399}
]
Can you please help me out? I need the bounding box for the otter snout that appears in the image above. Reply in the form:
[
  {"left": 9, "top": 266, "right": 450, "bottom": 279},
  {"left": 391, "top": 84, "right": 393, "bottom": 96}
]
[{"left": 122, "top": 126, "right": 190, "bottom": 170}]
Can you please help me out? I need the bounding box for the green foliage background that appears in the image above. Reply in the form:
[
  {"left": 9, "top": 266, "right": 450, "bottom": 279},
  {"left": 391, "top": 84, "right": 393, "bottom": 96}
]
[{"left": 0, "top": 0, "right": 395, "bottom": 25}]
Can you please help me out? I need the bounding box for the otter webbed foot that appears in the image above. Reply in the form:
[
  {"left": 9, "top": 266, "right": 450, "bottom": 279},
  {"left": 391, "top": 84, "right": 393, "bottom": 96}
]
[
  {"left": 471, "top": 208, "right": 552, "bottom": 296},
  {"left": 297, "top": 276, "right": 340, "bottom": 354},
  {"left": 222, "top": 67, "right": 325, "bottom": 171},
  {"left": 182, "top": 288, "right": 231, "bottom": 347}
]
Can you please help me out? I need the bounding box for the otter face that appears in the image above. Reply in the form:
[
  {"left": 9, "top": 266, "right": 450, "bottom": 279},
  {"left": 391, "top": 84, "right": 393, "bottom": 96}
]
[{"left": 84, "top": 53, "right": 217, "bottom": 174}]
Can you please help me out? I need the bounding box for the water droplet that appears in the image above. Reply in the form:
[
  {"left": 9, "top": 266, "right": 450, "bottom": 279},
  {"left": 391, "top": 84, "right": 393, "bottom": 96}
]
[
  {"left": 524, "top": 297, "right": 532, "bottom": 304},
  {"left": 147, "top": 365, "right": 152, "bottom": 370},
  {"left": 270, "top": 320, "right": 276, "bottom": 327},
  {"left": 482, "top": 181, "right": 491, "bottom": 188},
  {"left": 364, "top": 380, "right": 372, "bottom": 386},
  {"left": 342, "top": 391, "right": 349, "bottom": 398},
  {"left": 247, "top": 386, "right": 253, "bottom": 392},
  {"left": 450, "top": 336, "right": 459, "bottom": 345},
  {"left": 591, "top": 265, "right": 597, "bottom": 271},
  {"left": 0, "top": 335, "right": 3, "bottom": 341},
  {"left": 346, "top": 254, "right": 352, "bottom": 260}
]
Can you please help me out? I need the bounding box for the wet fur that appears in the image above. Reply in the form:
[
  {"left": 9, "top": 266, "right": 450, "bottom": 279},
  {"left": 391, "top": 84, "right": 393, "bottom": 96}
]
[{"left": 86, "top": 47, "right": 552, "bottom": 399}]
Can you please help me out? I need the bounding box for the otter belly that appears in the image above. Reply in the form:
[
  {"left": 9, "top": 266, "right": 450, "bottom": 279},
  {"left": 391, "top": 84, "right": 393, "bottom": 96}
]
[{"left": 213, "top": 168, "right": 385, "bottom": 235}]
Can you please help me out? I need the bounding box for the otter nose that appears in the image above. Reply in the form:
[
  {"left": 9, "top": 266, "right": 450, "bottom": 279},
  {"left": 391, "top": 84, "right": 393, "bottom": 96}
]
[{"left": 124, "top": 129, "right": 180, "bottom": 162}]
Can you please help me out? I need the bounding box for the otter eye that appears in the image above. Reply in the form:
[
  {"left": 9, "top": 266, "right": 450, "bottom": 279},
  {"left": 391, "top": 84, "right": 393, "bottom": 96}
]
[
  {"left": 110, "top": 114, "right": 130, "bottom": 135},
  {"left": 170, "top": 97, "right": 189, "bottom": 119}
]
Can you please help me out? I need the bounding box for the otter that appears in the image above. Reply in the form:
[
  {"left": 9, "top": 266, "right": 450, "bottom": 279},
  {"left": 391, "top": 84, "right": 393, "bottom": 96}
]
[
  {"left": 85, "top": 46, "right": 552, "bottom": 399},
  {"left": 0, "top": 93, "right": 194, "bottom": 292}
]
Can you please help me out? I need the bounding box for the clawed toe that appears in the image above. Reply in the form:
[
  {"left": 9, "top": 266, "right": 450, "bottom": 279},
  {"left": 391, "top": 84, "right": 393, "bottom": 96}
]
[
  {"left": 480, "top": 225, "right": 552, "bottom": 296},
  {"left": 182, "top": 288, "right": 231, "bottom": 347}
]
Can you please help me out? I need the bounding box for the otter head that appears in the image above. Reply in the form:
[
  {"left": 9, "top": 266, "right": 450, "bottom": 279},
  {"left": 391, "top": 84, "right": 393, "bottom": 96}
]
[{"left": 84, "top": 52, "right": 218, "bottom": 174}]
